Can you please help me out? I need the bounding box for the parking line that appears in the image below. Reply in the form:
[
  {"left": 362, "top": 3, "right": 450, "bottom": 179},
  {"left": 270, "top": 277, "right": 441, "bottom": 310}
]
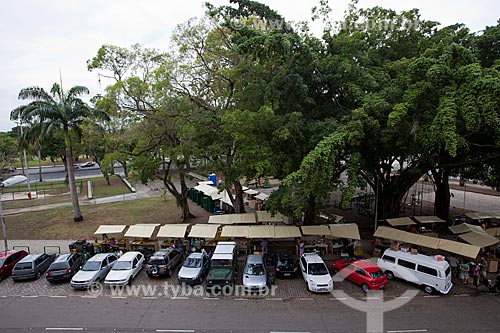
[
  {"left": 423, "top": 295, "right": 439, "bottom": 298},
  {"left": 21, "top": 295, "right": 38, "bottom": 298},
  {"left": 203, "top": 297, "right": 219, "bottom": 300},
  {"left": 156, "top": 330, "right": 195, "bottom": 333},
  {"left": 172, "top": 297, "right": 189, "bottom": 300},
  {"left": 49, "top": 296, "right": 67, "bottom": 298},
  {"left": 361, "top": 297, "right": 380, "bottom": 300},
  {"left": 454, "top": 294, "right": 470, "bottom": 297},
  {"left": 297, "top": 298, "right": 313, "bottom": 301},
  {"left": 266, "top": 298, "right": 282, "bottom": 301},
  {"left": 393, "top": 296, "right": 410, "bottom": 299},
  {"left": 46, "top": 328, "right": 84, "bottom": 331},
  {"left": 234, "top": 298, "right": 248, "bottom": 301},
  {"left": 387, "top": 330, "right": 427, "bottom": 333},
  {"left": 330, "top": 297, "right": 347, "bottom": 301},
  {"left": 142, "top": 296, "right": 157, "bottom": 299},
  {"left": 111, "top": 296, "right": 127, "bottom": 299}
]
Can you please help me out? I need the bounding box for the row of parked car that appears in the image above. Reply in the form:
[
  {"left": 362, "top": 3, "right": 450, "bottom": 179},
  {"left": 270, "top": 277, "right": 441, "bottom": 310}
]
[{"left": 1, "top": 244, "right": 453, "bottom": 295}]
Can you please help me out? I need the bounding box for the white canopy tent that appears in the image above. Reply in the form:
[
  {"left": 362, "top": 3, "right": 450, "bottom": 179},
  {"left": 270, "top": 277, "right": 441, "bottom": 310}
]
[
  {"left": 156, "top": 224, "right": 190, "bottom": 238},
  {"left": 274, "top": 226, "right": 302, "bottom": 239},
  {"left": 188, "top": 224, "right": 220, "bottom": 239},
  {"left": 300, "top": 225, "right": 331, "bottom": 236},
  {"left": 256, "top": 211, "right": 285, "bottom": 224},
  {"left": 329, "top": 223, "right": 361, "bottom": 240},
  {"left": 220, "top": 225, "right": 250, "bottom": 238},
  {"left": 124, "top": 224, "right": 160, "bottom": 238},
  {"left": 386, "top": 217, "right": 416, "bottom": 227},
  {"left": 254, "top": 193, "right": 269, "bottom": 201},
  {"left": 208, "top": 213, "right": 257, "bottom": 225},
  {"left": 248, "top": 225, "right": 275, "bottom": 238},
  {"left": 413, "top": 216, "right": 446, "bottom": 224},
  {"left": 94, "top": 225, "right": 127, "bottom": 235}
]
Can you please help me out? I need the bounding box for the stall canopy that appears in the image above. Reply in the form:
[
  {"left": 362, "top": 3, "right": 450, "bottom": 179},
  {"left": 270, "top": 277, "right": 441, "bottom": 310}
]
[
  {"left": 255, "top": 193, "right": 269, "bottom": 201},
  {"left": 449, "top": 223, "right": 485, "bottom": 235},
  {"left": 374, "top": 226, "right": 481, "bottom": 258},
  {"left": 486, "top": 227, "right": 500, "bottom": 237},
  {"left": 329, "top": 224, "right": 361, "bottom": 240},
  {"left": 256, "top": 211, "right": 284, "bottom": 224},
  {"left": 94, "top": 225, "right": 127, "bottom": 235},
  {"left": 465, "top": 211, "right": 500, "bottom": 220},
  {"left": 188, "top": 224, "right": 220, "bottom": 239},
  {"left": 458, "top": 231, "right": 499, "bottom": 247},
  {"left": 221, "top": 190, "right": 235, "bottom": 207},
  {"left": 413, "top": 216, "right": 446, "bottom": 224},
  {"left": 221, "top": 225, "right": 250, "bottom": 238},
  {"left": 248, "top": 225, "right": 275, "bottom": 238},
  {"left": 386, "top": 217, "right": 416, "bottom": 227},
  {"left": 274, "top": 226, "right": 302, "bottom": 239},
  {"left": 157, "top": 224, "right": 189, "bottom": 238},
  {"left": 244, "top": 189, "right": 259, "bottom": 195},
  {"left": 124, "top": 224, "right": 160, "bottom": 238},
  {"left": 208, "top": 213, "right": 257, "bottom": 225},
  {"left": 300, "top": 225, "right": 331, "bottom": 236}
]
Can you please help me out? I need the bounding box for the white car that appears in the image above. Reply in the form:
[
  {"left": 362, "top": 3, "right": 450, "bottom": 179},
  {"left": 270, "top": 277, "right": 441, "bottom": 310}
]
[
  {"left": 299, "top": 253, "right": 333, "bottom": 293},
  {"left": 104, "top": 252, "right": 144, "bottom": 286},
  {"left": 70, "top": 253, "right": 118, "bottom": 289}
]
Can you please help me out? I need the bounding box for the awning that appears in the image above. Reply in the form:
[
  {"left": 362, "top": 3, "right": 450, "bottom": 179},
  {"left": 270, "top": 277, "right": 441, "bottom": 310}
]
[
  {"left": 437, "top": 239, "right": 480, "bottom": 259},
  {"left": 94, "top": 225, "right": 127, "bottom": 235},
  {"left": 255, "top": 193, "right": 269, "bottom": 201},
  {"left": 221, "top": 225, "right": 250, "bottom": 238},
  {"left": 329, "top": 224, "right": 361, "bottom": 240},
  {"left": 221, "top": 190, "right": 235, "bottom": 207},
  {"left": 449, "top": 223, "right": 485, "bottom": 235},
  {"left": 458, "top": 232, "right": 499, "bottom": 247},
  {"left": 188, "top": 224, "right": 220, "bottom": 239},
  {"left": 208, "top": 213, "right": 257, "bottom": 225},
  {"left": 157, "top": 224, "right": 189, "bottom": 238},
  {"left": 256, "top": 211, "right": 284, "bottom": 224},
  {"left": 319, "top": 214, "right": 345, "bottom": 223},
  {"left": 465, "top": 212, "right": 500, "bottom": 220},
  {"left": 413, "top": 216, "right": 446, "bottom": 224},
  {"left": 194, "top": 184, "right": 218, "bottom": 196},
  {"left": 274, "top": 226, "right": 302, "bottom": 239},
  {"left": 386, "top": 217, "right": 416, "bottom": 227},
  {"left": 300, "top": 225, "right": 331, "bottom": 236},
  {"left": 373, "top": 226, "right": 407, "bottom": 241},
  {"left": 124, "top": 224, "right": 160, "bottom": 238},
  {"left": 244, "top": 189, "right": 259, "bottom": 195},
  {"left": 414, "top": 234, "right": 440, "bottom": 249},
  {"left": 486, "top": 227, "right": 500, "bottom": 237},
  {"left": 248, "top": 225, "right": 275, "bottom": 238}
]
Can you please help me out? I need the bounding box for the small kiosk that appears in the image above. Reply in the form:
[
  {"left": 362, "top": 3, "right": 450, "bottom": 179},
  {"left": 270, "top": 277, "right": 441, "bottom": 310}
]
[{"left": 124, "top": 224, "right": 160, "bottom": 258}]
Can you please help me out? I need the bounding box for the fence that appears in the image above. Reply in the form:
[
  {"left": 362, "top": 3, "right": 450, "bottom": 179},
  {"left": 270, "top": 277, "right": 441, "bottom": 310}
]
[{"left": 0, "top": 180, "right": 83, "bottom": 200}]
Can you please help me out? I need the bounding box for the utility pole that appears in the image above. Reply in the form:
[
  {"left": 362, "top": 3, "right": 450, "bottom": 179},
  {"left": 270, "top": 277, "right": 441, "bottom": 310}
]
[
  {"left": 19, "top": 119, "right": 32, "bottom": 198},
  {"left": 0, "top": 194, "right": 7, "bottom": 251}
]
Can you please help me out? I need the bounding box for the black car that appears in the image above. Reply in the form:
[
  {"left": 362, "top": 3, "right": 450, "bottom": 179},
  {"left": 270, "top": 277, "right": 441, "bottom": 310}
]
[
  {"left": 46, "top": 253, "right": 83, "bottom": 282},
  {"left": 12, "top": 253, "right": 55, "bottom": 281},
  {"left": 146, "top": 249, "right": 182, "bottom": 278},
  {"left": 273, "top": 253, "right": 299, "bottom": 278}
]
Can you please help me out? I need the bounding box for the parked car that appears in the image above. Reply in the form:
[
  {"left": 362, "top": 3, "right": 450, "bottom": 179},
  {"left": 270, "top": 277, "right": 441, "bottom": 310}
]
[
  {"left": 0, "top": 250, "right": 28, "bottom": 281},
  {"left": 79, "top": 162, "right": 95, "bottom": 168},
  {"left": 299, "top": 252, "right": 333, "bottom": 293},
  {"left": 71, "top": 253, "right": 118, "bottom": 289},
  {"left": 11, "top": 253, "right": 54, "bottom": 281},
  {"left": 332, "top": 259, "right": 387, "bottom": 293},
  {"left": 104, "top": 251, "right": 144, "bottom": 286},
  {"left": 206, "top": 241, "right": 238, "bottom": 292},
  {"left": 177, "top": 252, "right": 210, "bottom": 285},
  {"left": 273, "top": 252, "right": 299, "bottom": 278},
  {"left": 46, "top": 253, "right": 83, "bottom": 283},
  {"left": 243, "top": 254, "right": 267, "bottom": 292},
  {"left": 146, "top": 249, "right": 182, "bottom": 278},
  {"left": 2, "top": 166, "right": 16, "bottom": 173}
]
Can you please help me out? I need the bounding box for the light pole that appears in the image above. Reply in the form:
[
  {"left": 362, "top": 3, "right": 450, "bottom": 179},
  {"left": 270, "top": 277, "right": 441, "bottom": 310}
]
[
  {"left": 0, "top": 193, "right": 7, "bottom": 251},
  {"left": 374, "top": 175, "right": 379, "bottom": 233},
  {"left": 18, "top": 119, "right": 32, "bottom": 197}
]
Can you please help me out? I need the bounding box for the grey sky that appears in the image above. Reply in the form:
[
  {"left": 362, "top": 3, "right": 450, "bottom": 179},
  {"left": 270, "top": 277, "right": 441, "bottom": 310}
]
[{"left": 1, "top": 0, "right": 498, "bottom": 132}]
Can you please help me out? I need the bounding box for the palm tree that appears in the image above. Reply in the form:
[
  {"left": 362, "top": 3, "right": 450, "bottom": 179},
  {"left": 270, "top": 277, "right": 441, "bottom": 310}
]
[{"left": 11, "top": 83, "right": 110, "bottom": 222}]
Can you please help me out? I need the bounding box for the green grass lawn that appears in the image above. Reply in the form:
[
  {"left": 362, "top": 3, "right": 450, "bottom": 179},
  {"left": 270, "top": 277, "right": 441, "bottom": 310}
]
[{"left": 91, "top": 176, "right": 130, "bottom": 197}]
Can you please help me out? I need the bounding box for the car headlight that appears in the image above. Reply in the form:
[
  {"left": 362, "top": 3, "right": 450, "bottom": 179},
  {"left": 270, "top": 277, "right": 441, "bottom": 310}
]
[{"left": 309, "top": 280, "right": 316, "bottom": 287}]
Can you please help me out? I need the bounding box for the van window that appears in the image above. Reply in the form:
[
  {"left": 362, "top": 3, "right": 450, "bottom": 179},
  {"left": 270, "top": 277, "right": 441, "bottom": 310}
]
[
  {"left": 398, "top": 259, "right": 416, "bottom": 270},
  {"left": 417, "top": 265, "right": 437, "bottom": 276},
  {"left": 382, "top": 255, "right": 395, "bottom": 263},
  {"left": 445, "top": 267, "right": 451, "bottom": 277}
]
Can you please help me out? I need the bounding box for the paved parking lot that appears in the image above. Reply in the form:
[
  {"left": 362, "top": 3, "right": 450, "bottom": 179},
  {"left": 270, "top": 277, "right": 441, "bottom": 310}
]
[{"left": 0, "top": 258, "right": 484, "bottom": 300}]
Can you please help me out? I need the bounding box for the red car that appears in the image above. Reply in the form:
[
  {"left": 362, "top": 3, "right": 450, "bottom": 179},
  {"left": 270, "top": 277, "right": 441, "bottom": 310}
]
[
  {"left": 0, "top": 250, "right": 28, "bottom": 281},
  {"left": 332, "top": 259, "right": 387, "bottom": 293}
]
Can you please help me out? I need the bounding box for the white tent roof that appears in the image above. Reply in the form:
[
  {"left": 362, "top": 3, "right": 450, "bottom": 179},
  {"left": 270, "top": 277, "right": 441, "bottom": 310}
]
[
  {"left": 458, "top": 231, "right": 499, "bottom": 247},
  {"left": 208, "top": 213, "right": 257, "bottom": 225},
  {"left": 301, "top": 225, "right": 331, "bottom": 236},
  {"left": 329, "top": 223, "right": 361, "bottom": 240},
  {"left": 386, "top": 217, "right": 416, "bottom": 227},
  {"left": 94, "top": 225, "right": 127, "bottom": 235},
  {"left": 449, "top": 223, "right": 485, "bottom": 235},
  {"left": 194, "top": 184, "right": 218, "bottom": 195},
  {"left": 274, "top": 226, "right": 302, "bottom": 239},
  {"left": 188, "top": 224, "right": 220, "bottom": 239},
  {"left": 221, "top": 190, "right": 235, "bottom": 207},
  {"left": 437, "top": 239, "right": 480, "bottom": 259},
  {"left": 221, "top": 225, "right": 250, "bottom": 238},
  {"left": 413, "top": 216, "right": 446, "bottom": 224},
  {"left": 465, "top": 211, "right": 500, "bottom": 220},
  {"left": 255, "top": 193, "right": 269, "bottom": 201},
  {"left": 256, "top": 211, "right": 284, "bottom": 224},
  {"left": 156, "top": 224, "right": 189, "bottom": 238},
  {"left": 124, "top": 224, "right": 160, "bottom": 238},
  {"left": 485, "top": 227, "right": 500, "bottom": 237},
  {"left": 244, "top": 189, "right": 259, "bottom": 195},
  {"left": 248, "top": 225, "right": 275, "bottom": 238}
]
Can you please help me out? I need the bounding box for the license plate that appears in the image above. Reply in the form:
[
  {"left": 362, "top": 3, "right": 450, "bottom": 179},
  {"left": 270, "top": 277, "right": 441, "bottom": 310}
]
[
  {"left": 284, "top": 273, "right": 290, "bottom": 276},
  {"left": 52, "top": 271, "right": 65, "bottom": 276}
]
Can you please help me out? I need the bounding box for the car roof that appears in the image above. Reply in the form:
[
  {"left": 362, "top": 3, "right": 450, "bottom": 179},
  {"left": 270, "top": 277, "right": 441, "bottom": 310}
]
[
  {"left": 18, "top": 253, "right": 43, "bottom": 263},
  {"left": 351, "top": 260, "right": 381, "bottom": 272},
  {"left": 245, "top": 254, "right": 264, "bottom": 264},
  {"left": 187, "top": 252, "right": 203, "bottom": 259},
  {"left": 382, "top": 249, "right": 449, "bottom": 269},
  {"left": 302, "top": 253, "right": 325, "bottom": 264},
  {"left": 118, "top": 251, "right": 141, "bottom": 261},
  {"left": 88, "top": 253, "right": 115, "bottom": 262},
  {"left": 53, "top": 254, "right": 72, "bottom": 262},
  {"left": 0, "top": 250, "right": 25, "bottom": 259}
]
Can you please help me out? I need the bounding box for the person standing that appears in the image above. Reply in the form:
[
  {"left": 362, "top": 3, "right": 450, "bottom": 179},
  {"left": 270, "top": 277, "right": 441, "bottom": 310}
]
[
  {"left": 448, "top": 255, "right": 459, "bottom": 278},
  {"left": 459, "top": 260, "right": 470, "bottom": 284},
  {"left": 261, "top": 239, "right": 269, "bottom": 255},
  {"left": 473, "top": 261, "right": 481, "bottom": 286},
  {"left": 299, "top": 241, "right": 305, "bottom": 256}
]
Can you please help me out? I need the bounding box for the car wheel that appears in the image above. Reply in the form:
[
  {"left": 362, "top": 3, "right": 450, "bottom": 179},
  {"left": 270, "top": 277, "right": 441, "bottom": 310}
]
[
  {"left": 127, "top": 278, "right": 132, "bottom": 286},
  {"left": 424, "top": 285, "right": 435, "bottom": 294},
  {"left": 306, "top": 281, "right": 311, "bottom": 292},
  {"left": 385, "top": 271, "right": 394, "bottom": 280},
  {"left": 361, "top": 283, "right": 370, "bottom": 293},
  {"left": 36, "top": 271, "right": 41, "bottom": 279}
]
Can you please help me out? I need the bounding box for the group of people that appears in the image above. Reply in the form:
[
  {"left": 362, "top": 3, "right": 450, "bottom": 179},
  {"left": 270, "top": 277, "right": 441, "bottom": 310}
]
[{"left": 448, "top": 255, "right": 488, "bottom": 286}]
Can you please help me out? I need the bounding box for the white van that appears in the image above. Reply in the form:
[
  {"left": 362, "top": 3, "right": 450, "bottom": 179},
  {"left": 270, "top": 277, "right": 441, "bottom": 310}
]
[{"left": 377, "top": 249, "right": 453, "bottom": 294}]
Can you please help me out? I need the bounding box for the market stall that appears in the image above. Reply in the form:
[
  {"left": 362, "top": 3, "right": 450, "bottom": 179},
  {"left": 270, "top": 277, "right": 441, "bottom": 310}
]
[
  {"left": 93, "top": 224, "right": 128, "bottom": 252},
  {"left": 208, "top": 213, "right": 257, "bottom": 225},
  {"left": 124, "top": 224, "right": 160, "bottom": 257},
  {"left": 188, "top": 224, "right": 221, "bottom": 253},
  {"left": 386, "top": 217, "right": 416, "bottom": 228},
  {"left": 256, "top": 211, "right": 286, "bottom": 224},
  {"left": 157, "top": 224, "right": 189, "bottom": 249}
]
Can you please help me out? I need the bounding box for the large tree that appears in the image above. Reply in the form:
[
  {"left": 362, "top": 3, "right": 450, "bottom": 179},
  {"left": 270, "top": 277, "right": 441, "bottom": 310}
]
[{"left": 11, "top": 83, "right": 109, "bottom": 222}]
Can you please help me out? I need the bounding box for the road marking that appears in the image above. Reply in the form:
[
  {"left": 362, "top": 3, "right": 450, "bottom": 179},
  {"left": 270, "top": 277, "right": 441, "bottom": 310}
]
[
  {"left": 387, "top": 330, "right": 427, "bottom": 333},
  {"left": 270, "top": 331, "right": 311, "bottom": 333},
  {"left": 21, "top": 295, "right": 38, "bottom": 298},
  {"left": 49, "top": 296, "right": 67, "bottom": 298},
  {"left": 266, "top": 297, "right": 283, "bottom": 301},
  {"left": 330, "top": 297, "right": 347, "bottom": 301},
  {"left": 203, "top": 297, "right": 219, "bottom": 300},
  {"left": 361, "top": 297, "right": 380, "bottom": 300},
  {"left": 393, "top": 296, "right": 410, "bottom": 299},
  {"left": 297, "top": 298, "right": 313, "bottom": 301},
  {"left": 454, "top": 294, "right": 470, "bottom": 297},
  {"left": 142, "top": 296, "right": 157, "bottom": 299},
  {"left": 172, "top": 297, "right": 189, "bottom": 300},
  {"left": 156, "top": 330, "right": 195, "bottom": 333},
  {"left": 111, "top": 296, "right": 127, "bottom": 299},
  {"left": 46, "top": 328, "right": 84, "bottom": 331},
  {"left": 423, "top": 295, "right": 439, "bottom": 298},
  {"left": 234, "top": 298, "right": 248, "bottom": 301}
]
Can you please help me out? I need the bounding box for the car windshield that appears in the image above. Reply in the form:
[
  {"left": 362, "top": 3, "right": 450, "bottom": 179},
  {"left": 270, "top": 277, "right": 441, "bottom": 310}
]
[
  {"left": 49, "top": 262, "right": 68, "bottom": 270},
  {"left": 370, "top": 270, "right": 384, "bottom": 279},
  {"left": 82, "top": 261, "right": 101, "bottom": 271},
  {"left": 211, "top": 259, "right": 231, "bottom": 266},
  {"left": 183, "top": 258, "right": 201, "bottom": 268},
  {"left": 14, "top": 262, "right": 32, "bottom": 270},
  {"left": 112, "top": 261, "right": 131, "bottom": 270},
  {"left": 308, "top": 263, "right": 329, "bottom": 275},
  {"left": 148, "top": 259, "right": 165, "bottom": 265},
  {"left": 244, "top": 263, "right": 265, "bottom": 275},
  {"left": 278, "top": 258, "right": 295, "bottom": 266},
  {"left": 0, "top": 259, "right": 3, "bottom": 266}
]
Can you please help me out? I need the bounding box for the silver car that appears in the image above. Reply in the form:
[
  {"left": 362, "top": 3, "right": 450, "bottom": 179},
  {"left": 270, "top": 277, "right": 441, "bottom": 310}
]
[
  {"left": 177, "top": 252, "right": 210, "bottom": 285},
  {"left": 70, "top": 253, "right": 118, "bottom": 289},
  {"left": 243, "top": 254, "right": 267, "bottom": 292}
]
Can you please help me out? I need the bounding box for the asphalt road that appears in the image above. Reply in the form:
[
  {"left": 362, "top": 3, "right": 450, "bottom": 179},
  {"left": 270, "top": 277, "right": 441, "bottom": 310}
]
[{"left": 0, "top": 294, "right": 499, "bottom": 332}]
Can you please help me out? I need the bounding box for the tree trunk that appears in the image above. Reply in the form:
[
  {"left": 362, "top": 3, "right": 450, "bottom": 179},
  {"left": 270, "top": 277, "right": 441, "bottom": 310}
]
[
  {"left": 303, "top": 195, "right": 317, "bottom": 225},
  {"left": 163, "top": 164, "right": 193, "bottom": 222},
  {"left": 37, "top": 148, "right": 43, "bottom": 182},
  {"left": 232, "top": 181, "right": 246, "bottom": 214},
  {"left": 432, "top": 169, "right": 451, "bottom": 221},
  {"left": 65, "top": 138, "right": 83, "bottom": 222}
]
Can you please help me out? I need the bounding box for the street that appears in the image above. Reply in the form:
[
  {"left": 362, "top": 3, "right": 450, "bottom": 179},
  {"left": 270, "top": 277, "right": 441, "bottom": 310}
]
[{"left": 0, "top": 292, "right": 499, "bottom": 332}]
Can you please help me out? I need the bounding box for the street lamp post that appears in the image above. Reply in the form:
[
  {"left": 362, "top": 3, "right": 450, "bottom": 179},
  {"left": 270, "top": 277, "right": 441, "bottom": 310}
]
[
  {"left": 18, "top": 119, "right": 32, "bottom": 197},
  {"left": 0, "top": 191, "right": 7, "bottom": 250}
]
